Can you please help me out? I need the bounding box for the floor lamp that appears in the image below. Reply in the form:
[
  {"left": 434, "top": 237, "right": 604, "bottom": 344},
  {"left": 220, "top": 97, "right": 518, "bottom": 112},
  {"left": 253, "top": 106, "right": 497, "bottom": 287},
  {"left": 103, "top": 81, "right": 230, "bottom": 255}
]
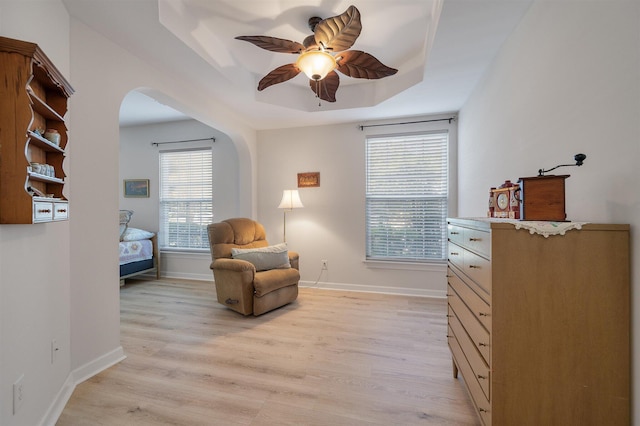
[{"left": 278, "top": 189, "right": 303, "bottom": 242}]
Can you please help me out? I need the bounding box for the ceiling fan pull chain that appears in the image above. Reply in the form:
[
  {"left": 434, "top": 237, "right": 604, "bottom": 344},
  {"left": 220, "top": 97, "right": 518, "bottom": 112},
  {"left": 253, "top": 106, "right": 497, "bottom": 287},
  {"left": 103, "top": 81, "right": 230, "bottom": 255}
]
[{"left": 316, "top": 80, "right": 322, "bottom": 107}]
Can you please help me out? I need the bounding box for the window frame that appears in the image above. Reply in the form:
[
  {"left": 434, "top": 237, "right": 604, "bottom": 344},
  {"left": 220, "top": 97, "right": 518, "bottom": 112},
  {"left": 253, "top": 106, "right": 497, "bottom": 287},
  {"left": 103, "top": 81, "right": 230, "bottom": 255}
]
[
  {"left": 365, "top": 131, "right": 449, "bottom": 263},
  {"left": 158, "top": 147, "right": 213, "bottom": 252}
]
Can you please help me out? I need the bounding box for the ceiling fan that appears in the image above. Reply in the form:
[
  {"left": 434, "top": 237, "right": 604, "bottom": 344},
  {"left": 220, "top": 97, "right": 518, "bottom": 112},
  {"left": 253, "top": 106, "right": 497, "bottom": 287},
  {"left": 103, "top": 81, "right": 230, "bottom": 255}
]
[{"left": 235, "top": 5, "right": 398, "bottom": 103}]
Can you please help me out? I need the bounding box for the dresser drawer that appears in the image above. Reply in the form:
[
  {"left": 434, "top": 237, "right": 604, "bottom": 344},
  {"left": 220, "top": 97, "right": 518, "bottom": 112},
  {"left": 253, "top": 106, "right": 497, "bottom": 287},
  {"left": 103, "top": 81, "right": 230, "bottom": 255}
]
[
  {"left": 464, "top": 227, "right": 490, "bottom": 258},
  {"left": 449, "top": 306, "right": 491, "bottom": 401},
  {"left": 448, "top": 267, "right": 491, "bottom": 331},
  {"left": 448, "top": 224, "right": 464, "bottom": 245},
  {"left": 448, "top": 285, "right": 491, "bottom": 366},
  {"left": 463, "top": 250, "right": 491, "bottom": 296},
  {"left": 448, "top": 325, "right": 492, "bottom": 425},
  {"left": 448, "top": 242, "right": 464, "bottom": 270}
]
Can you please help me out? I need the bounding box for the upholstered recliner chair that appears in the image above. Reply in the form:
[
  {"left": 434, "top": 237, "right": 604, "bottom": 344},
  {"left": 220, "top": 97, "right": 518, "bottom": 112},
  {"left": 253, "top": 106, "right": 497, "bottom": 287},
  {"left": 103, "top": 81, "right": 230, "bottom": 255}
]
[{"left": 207, "top": 218, "right": 300, "bottom": 316}]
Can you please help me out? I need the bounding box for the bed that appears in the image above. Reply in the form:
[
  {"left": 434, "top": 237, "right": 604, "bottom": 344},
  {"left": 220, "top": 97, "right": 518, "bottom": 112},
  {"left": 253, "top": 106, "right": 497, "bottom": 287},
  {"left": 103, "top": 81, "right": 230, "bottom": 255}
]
[{"left": 119, "top": 210, "right": 160, "bottom": 285}]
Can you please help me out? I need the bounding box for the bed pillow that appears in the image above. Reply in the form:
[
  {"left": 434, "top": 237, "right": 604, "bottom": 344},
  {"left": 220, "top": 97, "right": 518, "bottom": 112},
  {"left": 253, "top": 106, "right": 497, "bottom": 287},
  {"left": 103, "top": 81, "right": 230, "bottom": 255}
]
[
  {"left": 121, "top": 227, "right": 155, "bottom": 242},
  {"left": 231, "top": 243, "right": 290, "bottom": 271}
]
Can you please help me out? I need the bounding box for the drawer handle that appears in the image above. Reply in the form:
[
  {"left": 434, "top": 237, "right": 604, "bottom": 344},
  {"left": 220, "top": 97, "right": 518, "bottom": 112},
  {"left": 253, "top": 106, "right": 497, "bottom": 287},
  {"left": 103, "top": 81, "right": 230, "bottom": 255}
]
[
  {"left": 450, "top": 252, "right": 459, "bottom": 256},
  {"left": 469, "top": 238, "right": 481, "bottom": 242},
  {"left": 446, "top": 293, "right": 453, "bottom": 297},
  {"left": 38, "top": 209, "right": 51, "bottom": 213},
  {"left": 478, "top": 312, "right": 490, "bottom": 317},
  {"left": 477, "top": 374, "right": 487, "bottom": 380},
  {"left": 479, "top": 408, "right": 489, "bottom": 413},
  {"left": 478, "top": 342, "right": 489, "bottom": 347},
  {"left": 446, "top": 335, "right": 453, "bottom": 338},
  {"left": 468, "top": 265, "right": 480, "bottom": 269},
  {"left": 450, "top": 231, "right": 460, "bottom": 235},
  {"left": 445, "top": 274, "right": 452, "bottom": 278},
  {"left": 57, "top": 209, "right": 67, "bottom": 213},
  {"left": 446, "top": 314, "right": 453, "bottom": 318}
]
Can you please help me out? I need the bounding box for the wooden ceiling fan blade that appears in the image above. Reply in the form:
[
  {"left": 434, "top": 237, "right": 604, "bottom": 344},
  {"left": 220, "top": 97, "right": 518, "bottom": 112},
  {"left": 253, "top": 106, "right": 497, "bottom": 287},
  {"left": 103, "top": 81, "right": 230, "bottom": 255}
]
[
  {"left": 235, "top": 35, "right": 304, "bottom": 54},
  {"left": 314, "top": 5, "right": 362, "bottom": 52},
  {"left": 336, "top": 50, "right": 398, "bottom": 79},
  {"left": 309, "top": 71, "right": 339, "bottom": 102},
  {"left": 258, "top": 64, "right": 301, "bottom": 91}
]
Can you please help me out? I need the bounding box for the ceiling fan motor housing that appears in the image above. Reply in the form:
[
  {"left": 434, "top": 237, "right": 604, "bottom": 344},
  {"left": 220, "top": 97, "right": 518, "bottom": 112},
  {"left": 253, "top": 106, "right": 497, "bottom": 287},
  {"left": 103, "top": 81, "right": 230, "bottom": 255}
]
[{"left": 308, "top": 16, "right": 322, "bottom": 32}]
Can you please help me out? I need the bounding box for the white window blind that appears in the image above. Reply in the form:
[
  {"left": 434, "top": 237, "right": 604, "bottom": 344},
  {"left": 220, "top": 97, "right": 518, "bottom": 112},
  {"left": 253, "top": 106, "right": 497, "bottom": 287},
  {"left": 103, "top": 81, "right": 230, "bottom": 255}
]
[
  {"left": 366, "top": 132, "right": 448, "bottom": 261},
  {"left": 159, "top": 148, "right": 212, "bottom": 250}
]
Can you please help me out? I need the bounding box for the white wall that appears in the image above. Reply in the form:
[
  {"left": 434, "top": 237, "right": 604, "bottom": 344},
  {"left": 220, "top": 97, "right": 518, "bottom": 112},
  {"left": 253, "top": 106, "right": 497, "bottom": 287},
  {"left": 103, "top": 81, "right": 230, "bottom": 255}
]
[
  {"left": 0, "top": 2, "right": 73, "bottom": 426},
  {"left": 68, "top": 15, "right": 257, "bottom": 378},
  {"left": 257, "top": 115, "right": 457, "bottom": 297},
  {"left": 1, "top": 7, "right": 257, "bottom": 425},
  {"left": 119, "top": 118, "right": 241, "bottom": 280},
  {"left": 458, "top": 0, "right": 640, "bottom": 422}
]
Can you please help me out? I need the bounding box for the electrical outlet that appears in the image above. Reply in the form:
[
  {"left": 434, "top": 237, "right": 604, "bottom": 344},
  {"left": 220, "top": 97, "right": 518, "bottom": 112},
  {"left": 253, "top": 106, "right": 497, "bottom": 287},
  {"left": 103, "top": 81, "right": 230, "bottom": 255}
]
[
  {"left": 13, "top": 374, "right": 24, "bottom": 414},
  {"left": 321, "top": 259, "right": 328, "bottom": 270},
  {"left": 51, "top": 339, "right": 59, "bottom": 364}
]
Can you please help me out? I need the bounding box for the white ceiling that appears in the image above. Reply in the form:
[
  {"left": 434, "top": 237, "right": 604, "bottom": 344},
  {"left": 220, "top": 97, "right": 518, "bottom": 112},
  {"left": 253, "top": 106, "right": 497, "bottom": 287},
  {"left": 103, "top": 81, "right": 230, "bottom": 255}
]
[{"left": 63, "top": 0, "right": 533, "bottom": 130}]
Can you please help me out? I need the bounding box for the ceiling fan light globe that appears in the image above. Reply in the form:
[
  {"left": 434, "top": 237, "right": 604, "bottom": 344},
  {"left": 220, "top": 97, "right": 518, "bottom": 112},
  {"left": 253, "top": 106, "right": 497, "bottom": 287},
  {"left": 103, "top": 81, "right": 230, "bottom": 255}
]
[{"left": 296, "top": 50, "right": 336, "bottom": 81}]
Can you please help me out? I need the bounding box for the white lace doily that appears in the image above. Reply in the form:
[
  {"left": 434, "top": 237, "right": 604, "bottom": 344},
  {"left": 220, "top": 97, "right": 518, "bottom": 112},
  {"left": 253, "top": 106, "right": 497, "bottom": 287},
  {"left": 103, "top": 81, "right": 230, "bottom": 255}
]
[{"left": 513, "top": 221, "right": 588, "bottom": 238}]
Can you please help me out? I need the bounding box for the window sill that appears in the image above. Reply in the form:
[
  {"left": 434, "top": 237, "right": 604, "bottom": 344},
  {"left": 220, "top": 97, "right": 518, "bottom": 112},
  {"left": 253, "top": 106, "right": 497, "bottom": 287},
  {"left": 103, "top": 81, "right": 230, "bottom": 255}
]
[
  {"left": 160, "top": 249, "right": 210, "bottom": 256},
  {"left": 363, "top": 259, "right": 446, "bottom": 272}
]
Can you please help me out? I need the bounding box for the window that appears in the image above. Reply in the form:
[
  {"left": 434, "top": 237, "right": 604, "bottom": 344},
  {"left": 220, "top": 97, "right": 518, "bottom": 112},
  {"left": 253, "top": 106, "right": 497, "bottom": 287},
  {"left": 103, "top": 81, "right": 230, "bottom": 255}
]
[
  {"left": 366, "top": 132, "right": 448, "bottom": 262},
  {"left": 159, "top": 148, "right": 212, "bottom": 250}
]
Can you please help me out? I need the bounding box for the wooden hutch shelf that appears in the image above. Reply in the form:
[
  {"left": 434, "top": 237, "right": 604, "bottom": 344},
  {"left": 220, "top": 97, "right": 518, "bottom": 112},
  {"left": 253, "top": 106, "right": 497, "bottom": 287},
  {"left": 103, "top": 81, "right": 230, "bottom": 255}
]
[{"left": 0, "top": 36, "right": 74, "bottom": 224}]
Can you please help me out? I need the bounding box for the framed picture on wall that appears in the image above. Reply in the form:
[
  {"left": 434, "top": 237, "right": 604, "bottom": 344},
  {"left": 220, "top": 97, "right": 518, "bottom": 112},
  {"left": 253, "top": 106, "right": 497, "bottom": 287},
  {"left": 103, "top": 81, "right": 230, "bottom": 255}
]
[
  {"left": 297, "top": 172, "right": 320, "bottom": 188},
  {"left": 124, "top": 179, "right": 150, "bottom": 198}
]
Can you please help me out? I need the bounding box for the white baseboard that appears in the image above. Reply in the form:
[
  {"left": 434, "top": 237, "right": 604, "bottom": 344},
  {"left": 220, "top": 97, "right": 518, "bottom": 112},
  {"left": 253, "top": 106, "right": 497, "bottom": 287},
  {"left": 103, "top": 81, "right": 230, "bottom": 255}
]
[
  {"left": 71, "top": 346, "right": 126, "bottom": 385},
  {"left": 164, "top": 275, "right": 445, "bottom": 298},
  {"left": 39, "top": 346, "right": 126, "bottom": 426},
  {"left": 38, "top": 374, "right": 75, "bottom": 426},
  {"left": 299, "top": 280, "right": 447, "bottom": 298},
  {"left": 161, "top": 271, "right": 212, "bottom": 281}
]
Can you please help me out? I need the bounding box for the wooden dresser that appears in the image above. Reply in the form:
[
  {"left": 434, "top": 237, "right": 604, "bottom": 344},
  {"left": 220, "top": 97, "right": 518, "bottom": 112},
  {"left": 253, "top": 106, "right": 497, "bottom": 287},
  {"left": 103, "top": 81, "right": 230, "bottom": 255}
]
[{"left": 446, "top": 218, "right": 629, "bottom": 425}]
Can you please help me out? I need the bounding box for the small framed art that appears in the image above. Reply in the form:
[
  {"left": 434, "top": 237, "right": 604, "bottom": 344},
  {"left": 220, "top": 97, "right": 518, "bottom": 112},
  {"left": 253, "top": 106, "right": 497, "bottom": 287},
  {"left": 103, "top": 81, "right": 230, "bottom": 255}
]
[
  {"left": 297, "top": 172, "right": 320, "bottom": 188},
  {"left": 124, "top": 179, "right": 150, "bottom": 198}
]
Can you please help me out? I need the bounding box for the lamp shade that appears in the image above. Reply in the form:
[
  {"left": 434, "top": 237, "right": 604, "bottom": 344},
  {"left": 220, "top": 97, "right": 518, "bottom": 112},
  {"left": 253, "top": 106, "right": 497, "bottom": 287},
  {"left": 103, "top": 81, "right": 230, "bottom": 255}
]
[
  {"left": 295, "top": 50, "right": 336, "bottom": 81},
  {"left": 278, "top": 190, "right": 304, "bottom": 210}
]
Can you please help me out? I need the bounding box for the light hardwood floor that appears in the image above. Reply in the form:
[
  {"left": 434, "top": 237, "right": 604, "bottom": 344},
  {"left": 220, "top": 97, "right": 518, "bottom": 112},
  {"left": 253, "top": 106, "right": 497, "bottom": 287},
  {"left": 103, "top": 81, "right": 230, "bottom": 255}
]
[{"left": 57, "top": 279, "right": 478, "bottom": 425}]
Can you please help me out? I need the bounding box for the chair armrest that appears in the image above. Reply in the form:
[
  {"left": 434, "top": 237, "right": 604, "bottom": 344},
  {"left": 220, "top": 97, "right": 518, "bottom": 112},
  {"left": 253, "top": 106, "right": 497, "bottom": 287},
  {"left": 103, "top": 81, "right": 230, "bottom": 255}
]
[
  {"left": 210, "top": 258, "right": 256, "bottom": 273},
  {"left": 288, "top": 251, "right": 299, "bottom": 270},
  {"left": 210, "top": 258, "right": 255, "bottom": 314}
]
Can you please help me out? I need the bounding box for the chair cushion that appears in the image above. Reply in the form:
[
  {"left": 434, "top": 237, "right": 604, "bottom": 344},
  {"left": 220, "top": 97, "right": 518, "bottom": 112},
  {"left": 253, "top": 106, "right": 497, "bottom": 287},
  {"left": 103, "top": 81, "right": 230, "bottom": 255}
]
[
  {"left": 231, "top": 243, "right": 290, "bottom": 271},
  {"left": 253, "top": 268, "right": 300, "bottom": 297}
]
